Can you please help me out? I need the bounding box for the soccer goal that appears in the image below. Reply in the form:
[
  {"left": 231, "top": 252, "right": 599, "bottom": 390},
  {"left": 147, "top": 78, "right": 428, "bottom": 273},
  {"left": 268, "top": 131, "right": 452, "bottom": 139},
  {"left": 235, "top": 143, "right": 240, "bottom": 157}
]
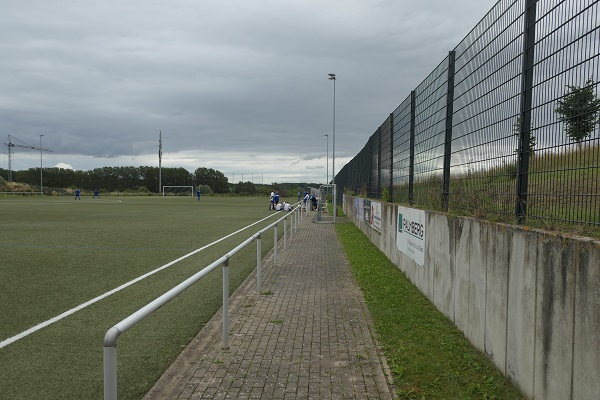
[{"left": 162, "top": 186, "right": 194, "bottom": 197}]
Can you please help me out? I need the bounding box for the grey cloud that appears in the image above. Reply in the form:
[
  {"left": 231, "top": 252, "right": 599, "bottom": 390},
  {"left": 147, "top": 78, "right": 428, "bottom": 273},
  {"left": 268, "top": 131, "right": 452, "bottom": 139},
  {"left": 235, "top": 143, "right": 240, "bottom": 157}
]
[{"left": 1, "top": 0, "right": 498, "bottom": 183}]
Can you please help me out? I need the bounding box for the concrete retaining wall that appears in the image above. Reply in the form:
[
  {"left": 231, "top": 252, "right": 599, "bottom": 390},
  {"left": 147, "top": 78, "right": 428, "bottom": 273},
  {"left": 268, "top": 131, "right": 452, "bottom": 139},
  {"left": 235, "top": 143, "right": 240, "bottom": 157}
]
[{"left": 343, "top": 197, "right": 600, "bottom": 400}]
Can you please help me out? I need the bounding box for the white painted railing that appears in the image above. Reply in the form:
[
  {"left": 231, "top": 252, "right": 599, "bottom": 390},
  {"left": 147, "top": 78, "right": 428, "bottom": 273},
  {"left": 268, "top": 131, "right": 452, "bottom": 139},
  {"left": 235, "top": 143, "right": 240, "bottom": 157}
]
[{"left": 103, "top": 206, "right": 302, "bottom": 400}]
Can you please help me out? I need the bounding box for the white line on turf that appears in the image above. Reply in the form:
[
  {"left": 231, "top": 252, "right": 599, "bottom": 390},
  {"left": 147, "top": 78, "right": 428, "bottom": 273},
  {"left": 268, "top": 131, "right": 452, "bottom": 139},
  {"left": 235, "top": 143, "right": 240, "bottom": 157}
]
[
  {"left": 0, "top": 213, "right": 277, "bottom": 349},
  {"left": 0, "top": 199, "right": 124, "bottom": 204}
]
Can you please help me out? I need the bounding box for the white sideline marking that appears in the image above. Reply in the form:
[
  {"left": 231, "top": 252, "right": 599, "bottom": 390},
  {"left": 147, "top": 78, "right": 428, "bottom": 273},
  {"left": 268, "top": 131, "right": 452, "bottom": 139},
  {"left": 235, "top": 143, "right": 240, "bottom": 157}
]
[
  {"left": 0, "top": 199, "right": 124, "bottom": 204},
  {"left": 0, "top": 214, "right": 276, "bottom": 349}
]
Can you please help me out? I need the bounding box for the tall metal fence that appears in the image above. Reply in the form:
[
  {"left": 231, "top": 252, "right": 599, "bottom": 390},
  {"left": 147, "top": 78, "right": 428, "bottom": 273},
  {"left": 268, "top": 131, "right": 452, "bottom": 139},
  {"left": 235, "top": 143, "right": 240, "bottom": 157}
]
[{"left": 336, "top": 0, "right": 600, "bottom": 226}]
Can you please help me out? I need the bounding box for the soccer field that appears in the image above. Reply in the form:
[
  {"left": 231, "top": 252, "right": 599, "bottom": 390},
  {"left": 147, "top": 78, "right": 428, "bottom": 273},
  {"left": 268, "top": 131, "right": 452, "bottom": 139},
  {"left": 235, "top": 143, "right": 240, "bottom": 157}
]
[{"left": 0, "top": 195, "right": 281, "bottom": 399}]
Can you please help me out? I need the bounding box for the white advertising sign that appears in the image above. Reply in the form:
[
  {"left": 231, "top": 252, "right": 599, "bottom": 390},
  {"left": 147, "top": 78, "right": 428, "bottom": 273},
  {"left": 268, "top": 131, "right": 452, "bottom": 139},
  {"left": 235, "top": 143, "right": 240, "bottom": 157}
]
[
  {"left": 396, "top": 206, "right": 426, "bottom": 267},
  {"left": 358, "top": 197, "right": 364, "bottom": 221},
  {"left": 370, "top": 201, "right": 382, "bottom": 232}
]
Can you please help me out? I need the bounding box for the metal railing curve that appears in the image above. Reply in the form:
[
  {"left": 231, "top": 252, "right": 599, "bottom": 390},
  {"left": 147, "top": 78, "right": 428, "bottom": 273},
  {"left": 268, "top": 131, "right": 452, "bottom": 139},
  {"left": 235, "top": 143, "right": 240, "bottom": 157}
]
[{"left": 103, "top": 205, "right": 303, "bottom": 399}]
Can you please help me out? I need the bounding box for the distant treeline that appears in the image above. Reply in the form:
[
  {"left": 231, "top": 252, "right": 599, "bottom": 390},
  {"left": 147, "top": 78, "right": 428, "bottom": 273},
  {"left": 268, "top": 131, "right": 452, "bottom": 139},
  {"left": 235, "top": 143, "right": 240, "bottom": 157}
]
[{"left": 0, "top": 166, "right": 317, "bottom": 197}]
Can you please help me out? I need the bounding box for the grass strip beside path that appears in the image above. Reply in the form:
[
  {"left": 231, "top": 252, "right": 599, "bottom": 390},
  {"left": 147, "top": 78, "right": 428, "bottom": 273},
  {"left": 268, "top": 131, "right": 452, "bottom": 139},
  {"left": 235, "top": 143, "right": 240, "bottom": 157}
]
[{"left": 335, "top": 219, "right": 524, "bottom": 400}]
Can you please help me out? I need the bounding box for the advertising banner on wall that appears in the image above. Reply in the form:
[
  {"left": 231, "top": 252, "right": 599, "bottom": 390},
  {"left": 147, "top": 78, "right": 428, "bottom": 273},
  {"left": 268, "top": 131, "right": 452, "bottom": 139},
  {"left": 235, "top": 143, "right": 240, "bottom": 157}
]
[
  {"left": 358, "top": 197, "right": 365, "bottom": 221},
  {"left": 396, "top": 206, "right": 426, "bottom": 267},
  {"left": 370, "top": 201, "right": 382, "bottom": 232},
  {"left": 363, "top": 199, "right": 371, "bottom": 224},
  {"left": 353, "top": 197, "right": 365, "bottom": 219}
]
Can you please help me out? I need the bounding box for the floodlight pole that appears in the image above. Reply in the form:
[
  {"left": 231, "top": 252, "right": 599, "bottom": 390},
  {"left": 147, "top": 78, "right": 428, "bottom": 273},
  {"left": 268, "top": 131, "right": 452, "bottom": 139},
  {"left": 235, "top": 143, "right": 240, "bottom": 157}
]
[{"left": 328, "top": 73, "right": 336, "bottom": 222}]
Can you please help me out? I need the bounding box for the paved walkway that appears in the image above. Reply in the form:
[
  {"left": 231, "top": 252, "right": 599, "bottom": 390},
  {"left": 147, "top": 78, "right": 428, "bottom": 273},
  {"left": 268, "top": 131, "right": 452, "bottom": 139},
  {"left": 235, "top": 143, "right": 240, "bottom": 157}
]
[{"left": 144, "top": 212, "right": 394, "bottom": 399}]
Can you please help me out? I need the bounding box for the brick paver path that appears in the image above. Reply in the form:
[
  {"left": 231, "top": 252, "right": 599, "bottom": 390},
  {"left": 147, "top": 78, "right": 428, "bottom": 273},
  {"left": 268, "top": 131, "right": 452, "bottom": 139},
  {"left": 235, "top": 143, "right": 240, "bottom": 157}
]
[{"left": 144, "top": 214, "right": 393, "bottom": 399}]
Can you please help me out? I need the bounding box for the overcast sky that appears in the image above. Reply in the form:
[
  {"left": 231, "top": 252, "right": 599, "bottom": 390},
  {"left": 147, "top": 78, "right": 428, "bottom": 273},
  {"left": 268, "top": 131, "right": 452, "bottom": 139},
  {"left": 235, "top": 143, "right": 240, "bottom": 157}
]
[{"left": 1, "top": 0, "right": 498, "bottom": 185}]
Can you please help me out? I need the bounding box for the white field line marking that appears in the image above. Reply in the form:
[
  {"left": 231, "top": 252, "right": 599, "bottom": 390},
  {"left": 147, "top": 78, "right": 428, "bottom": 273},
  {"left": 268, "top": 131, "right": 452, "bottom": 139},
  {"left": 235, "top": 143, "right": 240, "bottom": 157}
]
[
  {"left": 0, "top": 214, "right": 276, "bottom": 349},
  {"left": 0, "top": 199, "right": 124, "bottom": 204}
]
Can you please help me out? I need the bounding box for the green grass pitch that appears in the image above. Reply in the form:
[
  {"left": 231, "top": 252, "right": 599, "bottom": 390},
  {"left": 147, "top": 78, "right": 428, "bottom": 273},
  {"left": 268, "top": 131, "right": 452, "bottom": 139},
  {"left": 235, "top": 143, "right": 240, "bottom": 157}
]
[{"left": 0, "top": 195, "right": 282, "bottom": 399}]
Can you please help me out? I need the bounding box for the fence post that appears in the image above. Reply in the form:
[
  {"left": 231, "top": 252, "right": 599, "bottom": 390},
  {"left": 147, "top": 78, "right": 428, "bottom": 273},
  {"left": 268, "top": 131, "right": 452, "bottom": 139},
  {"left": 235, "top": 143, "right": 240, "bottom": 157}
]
[
  {"left": 377, "top": 126, "right": 382, "bottom": 199},
  {"left": 442, "top": 50, "right": 456, "bottom": 212},
  {"left": 389, "top": 112, "right": 394, "bottom": 202},
  {"left": 515, "top": 0, "right": 537, "bottom": 223},
  {"left": 222, "top": 259, "right": 229, "bottom": 349},
  {"left": 409, "top": 90, "right": 416, "bottom": 205},
  {"left": 370, "top": 136, "right": 374, "bottom": 198}
]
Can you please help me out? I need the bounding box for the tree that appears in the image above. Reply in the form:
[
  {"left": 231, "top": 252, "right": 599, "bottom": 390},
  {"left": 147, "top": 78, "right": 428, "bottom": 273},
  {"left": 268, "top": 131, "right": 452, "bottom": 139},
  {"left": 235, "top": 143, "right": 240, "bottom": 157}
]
[
  {"left": 196, "top": 184, "right": 213, "bottom": 195},
  {"left": 234, "top": 181, "right": 257, "bottom": 195},
  {"left": 161, "top": 167, "right": 193, "bottom": 187},
  {"left": 513, "top": 116, "right": 536, "bottom": 157},
  {"left": 555, "top": 78, "right": 600, "bottom": 144},
  {"left": 194, "top": 167, "right": 229, "bottom": 194}
]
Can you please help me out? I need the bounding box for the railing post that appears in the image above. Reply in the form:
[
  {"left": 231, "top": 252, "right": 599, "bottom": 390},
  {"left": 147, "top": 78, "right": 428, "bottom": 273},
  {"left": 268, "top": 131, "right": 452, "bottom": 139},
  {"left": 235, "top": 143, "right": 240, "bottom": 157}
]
[
  {"left": 284, "top": 218, "right": 287, "bottom": 250},
  {"left": 273, "top": 223, "right": 278, "bottom": 267},
  {"left": 103, "top": 345, "right": 117, "bottom": 400},
  {"left": 293, "top": 208, "right": 297, "bottom": 231},
  {"left": 256, "top": 234, "right": 261, "bottom": 292},
  {"left": 103, "top": 326, "right": 122, "bottom": 400},
  {"left": 222, "top": 259, "right": 229, "bottom": 349}
]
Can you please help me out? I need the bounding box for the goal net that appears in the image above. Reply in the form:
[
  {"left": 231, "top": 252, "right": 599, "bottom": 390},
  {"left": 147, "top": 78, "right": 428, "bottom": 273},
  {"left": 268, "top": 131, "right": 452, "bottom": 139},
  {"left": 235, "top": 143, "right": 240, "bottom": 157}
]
[{"left": 162, "top": 186, "right": 194, "bottom": 196}]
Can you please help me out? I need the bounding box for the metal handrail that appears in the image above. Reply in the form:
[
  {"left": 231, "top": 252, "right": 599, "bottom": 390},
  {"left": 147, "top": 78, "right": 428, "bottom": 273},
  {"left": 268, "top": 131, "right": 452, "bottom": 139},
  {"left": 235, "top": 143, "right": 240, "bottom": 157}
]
[{"left": 103, "top": 206, "right": 301, "bottom": 399}]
